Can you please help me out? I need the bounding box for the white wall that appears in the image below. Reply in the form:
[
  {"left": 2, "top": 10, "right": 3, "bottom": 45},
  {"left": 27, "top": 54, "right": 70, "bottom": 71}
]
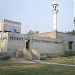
[
  {"left": 29, "top": 36, "right": 64, "bottom": 57},
  {"left": 7, "top": 33, "right": 25, "bottom": 52},
  {"left": 57, "top": 32, "right": 74, "bottom": 41},
  {"left": 73, "top": 42, "right": 75, "bottom": 51},
  {"left": 0, "top": 33, "right": 8, "bottom": 53},
  {"left": 57, "top": 32, "right": 75, "bottom": 52},
  {"left": 0, "top": 19, "right": 21, "bottom": 33},
  {"left": 31, "top": 42, "right": 63, "bottom": 54},
  {"left": 6, "top": 33, "right": 25, "bottom": 57},
  {"left": 0, "top": 20, "right": 3, "bottom": 31}
]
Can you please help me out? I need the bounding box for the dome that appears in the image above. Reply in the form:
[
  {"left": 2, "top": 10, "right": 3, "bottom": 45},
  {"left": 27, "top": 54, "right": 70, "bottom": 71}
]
[{"left": 12, "top": 28, "right": 17, "bottom": 33}]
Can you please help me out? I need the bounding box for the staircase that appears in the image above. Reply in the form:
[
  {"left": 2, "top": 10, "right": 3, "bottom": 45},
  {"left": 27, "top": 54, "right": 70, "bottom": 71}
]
[
  {"left": 23, "top": 49, "right": 32, "bottom": 60},
  {"left": 23, "top": 49, "right": 40, "bottom": 60},
  {"left": 31, "top": 49, "right": 40, "bottom": 60}
]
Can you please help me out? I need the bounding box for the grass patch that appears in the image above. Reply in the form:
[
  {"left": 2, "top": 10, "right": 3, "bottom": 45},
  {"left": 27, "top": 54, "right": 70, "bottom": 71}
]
[
  {"left": 0, "top": 57, "right": 75, "bottom": 75},
  {"left": 0, "top": 63, "right": 75, "bottom": 75},
  {"left": 43, "top": 57, "right": 75, "bottom": 65}
]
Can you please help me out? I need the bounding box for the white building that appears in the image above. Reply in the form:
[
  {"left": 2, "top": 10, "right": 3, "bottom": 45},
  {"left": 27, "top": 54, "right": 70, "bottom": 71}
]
[
  {"left": 0, "top": 19, "right": 24, "bottom": 58},
  {"left": 0, "top": 0, "right": 75, "bottom": 60},
  {"left": 0, "top": 19, "right": 75, "bottom": 60}
]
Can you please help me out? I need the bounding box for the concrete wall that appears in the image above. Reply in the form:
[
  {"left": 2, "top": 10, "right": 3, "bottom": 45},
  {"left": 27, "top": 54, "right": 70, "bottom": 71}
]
[
  {"left": 31, "top": 42, "right": 63, "bottom": 53},
  {"left": 0, "top": 30, "right": 75, "bottom": 59},
  {"left": 0, "top": 19, "right": 21, "bottom": 33},
  {"left": 0, "top": 32, "right": 8, "bottom": 53},
  {"left": 37, "top": 31, "right": 57, "bottom": 38},
  {"left": 57, "top": 32, "right": 75, "bottom": 56},
  {"left": 7, "top": 32, "right": 25, "bottom": 57},
  {"left": 73, "top": 42, "right": 75, "bottom": 51},
  {"left": 30, "top": 36, "right": 64, "bottom": 57},
  {"left": 0, "top": 20, "right": 3, "bottom": 32},
  {"left": 57, "top": 32, "right": 74, "bottom": 41}
]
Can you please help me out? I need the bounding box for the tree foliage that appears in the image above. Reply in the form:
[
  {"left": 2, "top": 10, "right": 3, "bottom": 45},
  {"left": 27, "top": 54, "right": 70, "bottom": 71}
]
[
  {"left": 66, "top": 18, "right": 75, "bottom": 35},
  {"left": 26, "top": 30, "right": 39, "bottom": 35},
  {"left": 74, "top": 17, "right": 75, "bottom": 27},
  {"left": 66, "top": 30, "right": 75, "bottom": 35}
]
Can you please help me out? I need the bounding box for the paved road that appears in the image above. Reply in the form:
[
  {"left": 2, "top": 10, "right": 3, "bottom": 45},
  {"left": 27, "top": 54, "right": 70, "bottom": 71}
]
[
  {"left": 9, "top": 58, "right": 75, "bottom": 67},
  {"left": 39, "top": 61, "right": 75, "bottom": 67},
  {"left": 33, "top": 60, "right": 75, "bottom": 67}
]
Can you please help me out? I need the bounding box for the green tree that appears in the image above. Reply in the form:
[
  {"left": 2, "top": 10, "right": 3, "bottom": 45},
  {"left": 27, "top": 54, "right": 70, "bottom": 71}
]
[
  {"left": 26, "top": 30, "right": 35, "bottom": 35},
  {"left": 26, "top": 30, "right": 39, "bottom": 35},
  {"left": 74, "top": 17, "right": 75, "bottom": 27},
  {"left": 67, "top": 30, "right": 75, "bottom": 35},
  {"left": 35, "top": 31, "right": 39, "bottom": 35},
  {"left": 66, "top": 18, "right": 75, "bottom": 35}
]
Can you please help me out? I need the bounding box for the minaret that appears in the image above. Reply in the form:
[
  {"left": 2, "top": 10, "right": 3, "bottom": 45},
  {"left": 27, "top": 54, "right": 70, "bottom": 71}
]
[{"left": 52, "top": 0, "right": 58, "bottom": 31}]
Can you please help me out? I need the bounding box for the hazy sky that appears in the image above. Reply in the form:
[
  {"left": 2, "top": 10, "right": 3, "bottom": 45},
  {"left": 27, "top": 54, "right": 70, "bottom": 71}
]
[
  {"left": 0, "top": 0, "right": 74, "bottom": 34},
  {"left": 74, "top": 0, "right": 75, "bottom": 17}
]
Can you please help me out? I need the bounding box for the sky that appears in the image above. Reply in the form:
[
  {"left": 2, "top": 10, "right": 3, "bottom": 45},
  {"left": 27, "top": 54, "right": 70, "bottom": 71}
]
[
  {"left": 0, "top": 0, "right": 74, "bottom": 34},
  {"left": 74, "top": 0, "right": 75, "bottom": 17}
]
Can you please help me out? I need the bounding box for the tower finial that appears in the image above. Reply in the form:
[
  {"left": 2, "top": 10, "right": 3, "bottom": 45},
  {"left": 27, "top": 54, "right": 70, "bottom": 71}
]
[{"left": 52, "top": 0, "right": 57, "bottom": 4}]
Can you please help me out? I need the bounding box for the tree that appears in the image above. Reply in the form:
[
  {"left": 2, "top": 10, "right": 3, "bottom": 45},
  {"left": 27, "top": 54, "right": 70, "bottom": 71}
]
[
  {"left": 66, "top": 18, "right": 75, "bottom": 35},
  {"left": 35, "top": 31, "right": 39, "bottom": 35},
  {"left": 74, "top": 17, "right": 75, "bottom": 27},
  {"left": 26, "top": 30, "right": 35, "bottom": 35},
  {"left": 26, "top": 30, "right": 39, "bottom": 35},
  {"left": 66, "top": 30, "right": 75, "bottom": 35}
]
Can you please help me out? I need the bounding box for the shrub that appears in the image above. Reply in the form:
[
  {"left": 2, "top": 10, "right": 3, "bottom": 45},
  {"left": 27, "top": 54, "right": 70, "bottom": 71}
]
[
  {"left": 1, "top": 56, "right": 10, "bottom": 60},
  {"left": 40, "top": 57, "right": 47, "bottom": 60}
]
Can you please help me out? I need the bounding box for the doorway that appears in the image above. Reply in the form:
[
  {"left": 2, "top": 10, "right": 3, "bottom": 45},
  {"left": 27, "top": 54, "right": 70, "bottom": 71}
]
[{"left": 26, "top": 40, "right": 30, "bottom": 50}]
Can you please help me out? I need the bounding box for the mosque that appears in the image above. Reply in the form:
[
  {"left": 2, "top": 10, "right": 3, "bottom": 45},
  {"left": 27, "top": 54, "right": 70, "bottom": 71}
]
[{"left": 0, "top": 0, "right": 75, "bottom": 60}]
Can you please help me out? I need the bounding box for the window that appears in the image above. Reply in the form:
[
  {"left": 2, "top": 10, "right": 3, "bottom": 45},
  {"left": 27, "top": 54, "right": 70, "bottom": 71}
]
[
  {"left": 55, "top": 6, "right": 56, "bottom": 10},
  {"left": 10, "top": 36, "right": 23, "bottom": 40},
  {"left": 69, "top": 41, "right": 73, "bottom": 49},
  {"left": 3, "top": 37, "right": 7, "bottom": 40},
  {"left": 53, "top": 6, "right": 56, "bottom": 10}
]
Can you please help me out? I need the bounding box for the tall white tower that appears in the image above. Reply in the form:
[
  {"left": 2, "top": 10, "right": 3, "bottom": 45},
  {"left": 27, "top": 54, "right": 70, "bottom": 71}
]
[{"left": 52, "top": 0, "right": 58, "bottom": 31}]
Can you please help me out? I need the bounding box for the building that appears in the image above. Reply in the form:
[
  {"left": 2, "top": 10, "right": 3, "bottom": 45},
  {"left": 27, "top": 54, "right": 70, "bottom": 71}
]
[
  {"left": 0, "top": 0, "right": 75, "bottom": 60},
  {"left": 0, "top": 19, "right": 24, "bottom": 58}
]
